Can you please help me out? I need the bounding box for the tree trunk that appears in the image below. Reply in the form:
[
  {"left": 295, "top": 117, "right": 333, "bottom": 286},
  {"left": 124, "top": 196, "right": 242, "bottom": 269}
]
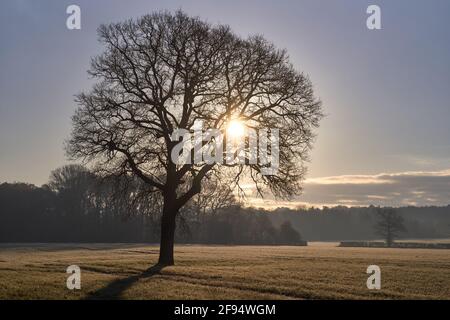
[
  {"left": 386, "top": 226, "right": 392, "bottom": 247},
  {"left": 386, "top": 234, "right": 393, "bottom": 247},
  {"left": 158, "top": 204, "right": 177, "bottom": 266}
]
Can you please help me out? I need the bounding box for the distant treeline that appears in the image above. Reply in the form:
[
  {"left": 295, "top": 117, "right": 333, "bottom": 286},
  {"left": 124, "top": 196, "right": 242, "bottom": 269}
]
[
  {"left": 268, "top": 206, "right": 450, "bottom": 241},
  {"left": 0, "top": 182, "right": 302, "bottom": 244},
  {"left": 0, "top": 165, "right": 302, "bottom": 244},
  {"left": 1, "top": 165, "right": 449, "bottom": 243}
]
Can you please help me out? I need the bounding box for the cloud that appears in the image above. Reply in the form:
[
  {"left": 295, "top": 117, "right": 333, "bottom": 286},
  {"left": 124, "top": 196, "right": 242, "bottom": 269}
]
[{"left": 247, "top": 169, "right": 450, "bottom": 208}]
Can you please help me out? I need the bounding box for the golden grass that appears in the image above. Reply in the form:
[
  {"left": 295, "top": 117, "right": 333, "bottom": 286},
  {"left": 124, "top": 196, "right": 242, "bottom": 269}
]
[{"left": 0, "top": 243, "right": 449, "bottom": 300}]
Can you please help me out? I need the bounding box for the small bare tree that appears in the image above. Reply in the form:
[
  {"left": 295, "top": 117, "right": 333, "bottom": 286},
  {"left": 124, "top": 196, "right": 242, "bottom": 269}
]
[
  {"left": 67, "top": 11, "right": 322, "bottom": 266},
  {"left": 374, "top": 208, "right": 406, "bottom": 247}
]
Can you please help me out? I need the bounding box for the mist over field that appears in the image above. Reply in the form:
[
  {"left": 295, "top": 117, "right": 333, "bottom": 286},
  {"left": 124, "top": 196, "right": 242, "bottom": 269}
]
[{"left": 2, "top": 179, "right": 449, "bottom": 243}]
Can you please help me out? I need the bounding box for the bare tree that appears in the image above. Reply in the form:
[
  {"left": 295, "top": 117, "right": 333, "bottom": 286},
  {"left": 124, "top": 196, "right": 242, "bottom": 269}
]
[
  {"left": 48, "top": 164, "right": 94, "bottom": 194},
  {"left": 176, "top": 177, "right": 238, "bottom": 241},
  {"left": 48, "top": 165, "right": 96, "bottom": 217},
  {"left": 67, "top": 11, "right": 323, "bottom": 266},
  {"left": 374, "top": 208, "right": 406, "bottom": 247},
  {"left": 186, "top": 177, "right": 238, "bottom": 216},
  {"left": 278, "top": 220, "right": 302, "bottom": 245}
]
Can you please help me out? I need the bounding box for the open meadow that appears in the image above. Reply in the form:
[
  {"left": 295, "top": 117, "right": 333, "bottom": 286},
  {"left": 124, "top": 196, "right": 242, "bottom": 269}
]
[{"left": 0, "top": 243, "right": 449, "bottom": 300}]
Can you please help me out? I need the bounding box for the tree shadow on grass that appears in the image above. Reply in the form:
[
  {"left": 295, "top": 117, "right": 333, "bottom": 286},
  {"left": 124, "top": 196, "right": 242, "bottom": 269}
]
[{"left": 86, "top": 264, "right": 165, "bottom": 300}]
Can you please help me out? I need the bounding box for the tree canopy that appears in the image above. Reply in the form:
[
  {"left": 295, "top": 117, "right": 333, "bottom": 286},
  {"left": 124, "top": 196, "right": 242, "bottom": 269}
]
[{"left": 66, "top": 11, "right": 323, "bottom": 265}]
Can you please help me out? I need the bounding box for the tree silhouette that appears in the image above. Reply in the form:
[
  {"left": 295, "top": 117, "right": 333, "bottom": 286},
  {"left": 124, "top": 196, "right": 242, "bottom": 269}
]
[
  {"left": 374, "top": 207, "right": 406, "bottom": 246},
  {"left": 278, "top": 220, "right": 302, "bottom": 244},
  {"left": 48, "top": 165, "right": 95, "bottom": 216},
  {"left": 67, "top": 11, "right": 322, "bottom": 265}
]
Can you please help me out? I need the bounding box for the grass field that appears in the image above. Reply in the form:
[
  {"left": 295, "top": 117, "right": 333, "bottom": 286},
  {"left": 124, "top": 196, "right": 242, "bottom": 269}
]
[{"left": 0, "top": 243, "right": 449, "bottom": 300}]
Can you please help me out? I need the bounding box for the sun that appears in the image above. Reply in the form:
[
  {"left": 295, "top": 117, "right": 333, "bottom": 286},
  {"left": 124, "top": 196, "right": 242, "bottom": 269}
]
[{"left": 227, "top": 120, "right": 246, "bottom": 139}]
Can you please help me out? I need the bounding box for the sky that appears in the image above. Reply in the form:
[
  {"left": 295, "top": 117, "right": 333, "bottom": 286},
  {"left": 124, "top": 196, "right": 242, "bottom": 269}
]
[{"left": 1, "top": 0, "right": 450, "bottom": 207}]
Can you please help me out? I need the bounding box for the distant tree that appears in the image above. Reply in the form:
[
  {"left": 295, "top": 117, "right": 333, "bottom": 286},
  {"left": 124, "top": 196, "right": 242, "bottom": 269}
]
[
  {"left": 374, "top": 208, "right": 406, "bottom": 247},
  {"left": 66, "top": 11, "right": 322, "bottom": 265},
  {"left": 278, "top": 220, "right": 302, "bottom": 244},
  {"left": 48, "top": 165, "right": 97, "bottom": 217},
  {"left": 176, "top": 177, "right": 238, "bottom": 240}
]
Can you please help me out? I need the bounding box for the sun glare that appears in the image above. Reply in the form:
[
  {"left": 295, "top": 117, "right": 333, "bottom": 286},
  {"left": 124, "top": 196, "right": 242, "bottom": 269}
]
[{"left": 227, "top": 120, "right": 246, "bottom": 139}]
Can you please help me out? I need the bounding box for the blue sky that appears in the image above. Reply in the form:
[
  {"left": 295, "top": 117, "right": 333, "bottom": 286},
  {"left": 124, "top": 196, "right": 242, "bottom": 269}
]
[{"left": 1, "top": 0, "right": 449, "bottom": 206}]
